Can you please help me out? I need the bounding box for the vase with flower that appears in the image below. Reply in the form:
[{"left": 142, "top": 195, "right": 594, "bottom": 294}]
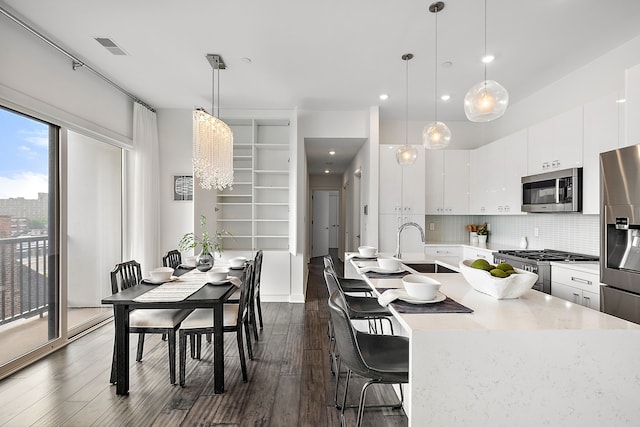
[{"left": 178, "top": 215, "right": 229, "bottom": 272}]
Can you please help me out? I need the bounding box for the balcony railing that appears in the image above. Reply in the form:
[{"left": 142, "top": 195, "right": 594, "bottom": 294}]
[{"left": 0, "top": 236, "right": 49, "bottom": 326}]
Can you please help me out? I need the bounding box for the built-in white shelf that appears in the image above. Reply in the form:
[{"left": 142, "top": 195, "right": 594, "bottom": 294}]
[{"left": 215, "top": 119, "right": 290, "bottom": 252}]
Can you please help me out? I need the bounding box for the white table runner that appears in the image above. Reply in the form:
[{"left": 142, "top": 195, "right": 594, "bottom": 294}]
[{"left": 133, "top": 280, "right": 205, "bottom": 302}]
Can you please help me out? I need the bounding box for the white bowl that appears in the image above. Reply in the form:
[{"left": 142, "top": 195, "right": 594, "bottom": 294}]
[
  {"left": 358, "top": 246, "right": 377, "bottom": 257},
  {"left": 402, "top": 274, "right": 441, "bottom": 301},
  {"left": 459, "top": 259, "right": 538, "bottom": 299},
  {"left": 206, "top": 267, "right": 229, "bottom": 282},
  {"left": 183, "top": 256, "right": 197, "bottom": 267},
  {"left": 229, "top": 256, "right": 246, "bottom": 268},
  {"left": 377, "top": 257, "right": 401, "bottom": 272},
  {"left": 149, "top": 267, "right": 174, "bottom": 282}
]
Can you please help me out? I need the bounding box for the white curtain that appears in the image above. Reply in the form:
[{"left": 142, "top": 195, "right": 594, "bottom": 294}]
[{"left": 130, "top": 102, "right": 160, "bottom": 275}]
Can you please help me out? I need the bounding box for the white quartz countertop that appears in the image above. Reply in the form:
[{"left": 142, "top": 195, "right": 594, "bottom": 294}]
[{"left": 351, "top": 259, "right": 637, "bottom": 333}]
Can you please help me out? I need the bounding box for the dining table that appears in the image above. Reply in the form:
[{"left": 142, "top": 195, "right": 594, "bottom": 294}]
[{"left": 102, "top": 264, "right": 245, "bottom": 396}]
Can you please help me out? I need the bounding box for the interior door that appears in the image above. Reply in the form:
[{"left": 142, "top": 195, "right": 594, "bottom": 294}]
[
  {"left": 329, "top": 191, "right": 339, "bottom": 248},
  {"left": 312, "top": 190, "right": 329, "bottom": 257}
]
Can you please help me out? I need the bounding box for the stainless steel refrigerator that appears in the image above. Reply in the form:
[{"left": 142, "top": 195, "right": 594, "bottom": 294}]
[{"left": 601, "top": 144, "right": 640, "bottom": 323}]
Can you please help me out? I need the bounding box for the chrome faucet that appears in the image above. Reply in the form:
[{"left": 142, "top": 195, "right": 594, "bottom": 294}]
[{"left": 394, "top": 222, "right": 425, "bottom": 259}]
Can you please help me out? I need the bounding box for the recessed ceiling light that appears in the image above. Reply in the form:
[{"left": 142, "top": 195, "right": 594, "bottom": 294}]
[
  {"left": 379, "top": 94, "right": 389, "bottom": 100},
  {"left": 241, "top": 57, "right": 252, "bottom": 64},
  {"left": 329, "top": 150, "right": 336, "bottom": 155},
  {"left": 441, "top": 61, "right": 453, "bottom": 68},
  {"left": 616, "top": 98, "right": 627, "bottom": 103},
  {"left": 324, "top": 169, "right": 330, "bottom": 174},
  {"left": 440, "top": 94, "right": 451, "bottom": 101},
  {"left": 482, "top": 54, "right": 495, "bottom": 64}
]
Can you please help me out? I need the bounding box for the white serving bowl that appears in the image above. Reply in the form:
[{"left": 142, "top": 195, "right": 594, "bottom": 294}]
[
  {"left": 229, "top": 256, "right": 247, "bottom": 268},
  {"left": 358, "top": 246, "right": 377, "bottom": 257},
  {"left": 149, "top": 267, "right": 174, "bottom": 282},
  {"left": 206, "top": 267, "right": 229, "bottom": 282},
  {"left": 377, "top": 257, "right": 401, "bottom": 272},
  {"left": 402, "top": 274, "right": 441, "bottom": 301},
  {"left": 459, "top": 259, "right": 538, "bottom": 299},
  {"left": 183, "top": 256, "right": 197, "bottom": 267}
]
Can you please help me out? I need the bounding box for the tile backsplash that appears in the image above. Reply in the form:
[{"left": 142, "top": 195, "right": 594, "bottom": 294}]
[{"left": 425, "top": 214, "right": 600, "bottom": 256}]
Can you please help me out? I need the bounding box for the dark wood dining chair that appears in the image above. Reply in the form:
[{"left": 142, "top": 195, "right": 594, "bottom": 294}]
[
  {"left": 249, "top": 249, "right": 264, "bottom": 340},
  {"left": 178, "top": 263, "right": 254, "bottom": 387},
  {"left": 109, "top": 260, "right": 192, "bottom": 385},
  {"left": 328, "top": 290, "right": 408, "bottom": 427},
  {"left": 162, "top": 249, "right": 182, "bottom": 269}
]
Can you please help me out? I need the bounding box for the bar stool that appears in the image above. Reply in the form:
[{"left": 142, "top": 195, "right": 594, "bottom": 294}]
[
  {"left": 323, "top": 255, "right": 372, "bottom": 294},
  {"left": 328, "top": 290, "right": 408, "bottom": 427}
]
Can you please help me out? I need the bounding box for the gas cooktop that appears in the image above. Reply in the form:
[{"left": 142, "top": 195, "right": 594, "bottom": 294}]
[{"left": 496, "top": 249, "right": 599, "bottom": 262}]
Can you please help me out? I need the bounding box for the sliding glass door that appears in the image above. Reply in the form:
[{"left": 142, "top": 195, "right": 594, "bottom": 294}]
[{"left": 0, "top": 106, "right": 59, "bottom": 365}]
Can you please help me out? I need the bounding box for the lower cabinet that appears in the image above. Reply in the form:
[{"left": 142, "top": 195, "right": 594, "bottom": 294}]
[
  {"left": 425, "top": 245, "right": 462, "bottom": 258},
  {"left": 551, "top": 264, "right": 601, "bottom": 310},
  {"left": 462, "top": 246, "right": 495, "bottom": 262}
]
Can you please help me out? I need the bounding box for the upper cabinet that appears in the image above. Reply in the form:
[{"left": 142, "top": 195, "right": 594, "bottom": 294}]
[
  {"left": 379, "top": 145, "right": 425, "bottom": 215},
  {"left": 582, "top": 92, "right": 621, "bottom": 214},
  {"left": 469, "top": 130, "right": 527, "bottom": 215},
  {"left": 425, "top": 150, "right": 469, "bottom": 214},
  {"left": 625, "top": 64, "right": 640, "bottom": 147},
  {"left": 527, "top": 106, "right": 583, "bottom": 175}
]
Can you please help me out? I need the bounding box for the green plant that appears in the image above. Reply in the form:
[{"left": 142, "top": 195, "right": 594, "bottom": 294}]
[
  {"left": 178, "top": 215, "right": 230, "bottom": 256},
  {"left": 476, "top": 223, "right": 489, "bottom": 236}
]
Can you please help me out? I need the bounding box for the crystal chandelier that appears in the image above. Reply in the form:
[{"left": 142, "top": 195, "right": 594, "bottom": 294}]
[
  {"left": 423, "top": 1, "right": 451, "bottom": 149},
  {"left": 463, "top": 0, "right": 509, "bottom": 122},
  {"left": 193, "top": 54, "right": 234, "bottom": 190},
  {"left": 396, "top": 53, "right": 418, "bottom": 165}
]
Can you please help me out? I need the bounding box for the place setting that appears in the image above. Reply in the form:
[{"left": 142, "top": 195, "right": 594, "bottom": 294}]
[
  {"left": 141, "top": 267, "right": 180, "bottom": 285},
  {"left": 205, "top": 267, "right": 242, "bottom": 287},
  {"left": 356, "top": 257, "right": 411, "bottom": 279},
  {"left": 377, "top": 274, "right": 473, "bottom": 314}
]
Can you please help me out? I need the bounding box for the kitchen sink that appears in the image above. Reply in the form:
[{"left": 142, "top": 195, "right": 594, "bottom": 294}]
[{"left": 404, "top": 263, "right": 456, "bottom": 273}]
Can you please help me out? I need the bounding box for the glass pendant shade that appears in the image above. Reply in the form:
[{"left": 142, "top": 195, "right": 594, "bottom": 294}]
[
  {"left": 464, "top": 79, "right": 509, "bottom": 122},
  {"left": 422, "top": 121, "right": 451, "bottom": 149},
  {"left": 192, "top": 109, "right": 234, "bottom": 190},
  {"left": 396, "top": 144, "right": 418, "bottom": 165}
]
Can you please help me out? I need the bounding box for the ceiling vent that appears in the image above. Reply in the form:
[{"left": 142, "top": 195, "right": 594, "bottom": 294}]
[{"left": 94, "top": 37, "right": 127, "bottom": 55}]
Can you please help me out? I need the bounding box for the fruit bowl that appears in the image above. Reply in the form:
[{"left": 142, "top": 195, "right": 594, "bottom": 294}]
[{"left": 459, "top": 259, "right": 538, "bottom": 299}]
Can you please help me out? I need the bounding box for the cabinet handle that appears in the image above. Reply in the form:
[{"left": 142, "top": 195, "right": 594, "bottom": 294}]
[
  {"left": 571, "top": 276, "right": 592, "bottom": 286},
  {"left": 572, "top": 292, "right": 580, "bottom": 303},
  {"left": 583, "top": 295, "right": 591, "bottom": 307}
]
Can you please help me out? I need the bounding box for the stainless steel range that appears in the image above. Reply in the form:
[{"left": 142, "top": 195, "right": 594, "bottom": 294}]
[{"left": 492, "top": 249, "right": 599, "bottom": 294}]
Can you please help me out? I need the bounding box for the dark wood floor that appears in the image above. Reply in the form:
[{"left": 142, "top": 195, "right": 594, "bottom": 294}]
[{"left": 0, "top": 252, "right": 407, "bottom": 426}]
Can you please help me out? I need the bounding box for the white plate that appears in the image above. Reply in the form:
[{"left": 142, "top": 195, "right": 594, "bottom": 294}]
[
  {"left": 142, "top": 276, "right": 178, "bottom": 285},
  {"left": 368, "top": 267, "right": 404, "bottom": 274},
  {"left": 398, "top": 290, "right": 446, "bottom": 304},
  {"left": 207, "top": 278, "right": 232, "bottom": 285}
]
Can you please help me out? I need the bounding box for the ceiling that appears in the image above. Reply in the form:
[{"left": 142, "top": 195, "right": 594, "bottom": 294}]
[{"left": 3, "top": 0, "right": 640, "bottom": 175}]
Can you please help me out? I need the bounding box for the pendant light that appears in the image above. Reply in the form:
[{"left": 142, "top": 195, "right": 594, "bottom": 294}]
[
  {"left": 193, "top": 54, "right": 234, "bottom": 190},
  {"left": 463, "top": 0, "right": 509, "bottom": 122},
  {"left": 423, "top": 1, "right": 451, "bottom": 150},
  {"left": 396, "top": 54, "right": 418, "bottom": 165}
]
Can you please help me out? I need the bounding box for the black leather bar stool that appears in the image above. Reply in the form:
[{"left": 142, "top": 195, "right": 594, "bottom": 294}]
[{"left": 328, "top": 290, "right": 408, "bottom": 427}]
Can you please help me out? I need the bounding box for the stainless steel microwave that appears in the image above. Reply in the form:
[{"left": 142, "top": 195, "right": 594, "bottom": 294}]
[{"left": 521, "top": 167, "right": 582, "bottom": 213}]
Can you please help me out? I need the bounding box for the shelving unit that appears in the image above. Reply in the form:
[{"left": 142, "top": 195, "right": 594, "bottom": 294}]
[{"left": 215, "top": 119, "right": 290, "bottom": 251}]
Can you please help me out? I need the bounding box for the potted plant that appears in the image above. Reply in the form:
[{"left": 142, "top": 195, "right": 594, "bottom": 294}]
[
  {"left": 178, "top": 215, "right": 229, "bottom": 272},
  {"left": 476, "top": 223, "right": 489, "bottom": 244}
]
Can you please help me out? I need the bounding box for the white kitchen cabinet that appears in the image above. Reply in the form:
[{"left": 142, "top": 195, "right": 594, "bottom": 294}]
[
  {"left": 379, "top": 145, "right": 425, "bottom": 215},
  {"left": 625, "top": 63, "right": 640, "bottom": 147},
  {"left": 527, "top": 106, "right": 583, "bottom": 175},
  {"left": 425, "top": 150, "right": 469, "bottom": 214},
  {"left": 582, "top": 92, "right": 621, "bottom": 214},
  {"left": 425, "top": 245, "right": 462, "bottom": 258},
  {"left": 379, "top": 214, "right": 425, "bottom": 254},
  {"left": 462, "top": 246, "right": 495, "bottom": 262},
  {"left": 551, "top": 264, "right": 601, "bottom": 310},
  {"left": 469, "top": 130, "right": 527, "bottom": 215}
]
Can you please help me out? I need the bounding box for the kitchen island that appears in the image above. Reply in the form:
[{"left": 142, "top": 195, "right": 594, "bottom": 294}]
[{"left": 352, "top": 259, "right": 640, "bottom": 426}]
